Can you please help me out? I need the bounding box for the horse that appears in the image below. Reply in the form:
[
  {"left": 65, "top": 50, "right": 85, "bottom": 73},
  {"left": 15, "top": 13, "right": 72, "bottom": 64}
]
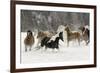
[
  {"left": 79, "top": 25, "right": 90, "bottom": 45},
  {"left": 36, "top": 31, "right": 55, "bottom": 48},
  {"left": 24, "top": 30, "right": 34, "bottom": 52},
  {"left": 65, "top": 26, "right": 81, "bottom": 47},
  {"left": 40, "top": 32, "right": 63, "bottom": 51}
]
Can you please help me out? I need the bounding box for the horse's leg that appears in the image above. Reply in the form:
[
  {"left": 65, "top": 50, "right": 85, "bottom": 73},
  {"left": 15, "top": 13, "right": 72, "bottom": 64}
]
[
  {"left": 29, "top": 46, "right": 32, "bottom": 51},
  {"left": 85, "top": 40, "right": 88, "bottom": 45},
  {"left": 85, "top": 36, "right": 89, "bottom": 45},
  {"left": 57, "top": 47, "right": 60, "bottom": 52},
  {"left": 86, "top": 40, "right": 89, "bottom": 45},
  {"left": 67, "top": 40, "right": 69, "bottom": 47},
  {"left": 86, "top": 36, "right": 90, "bottom": 45},
  {"left": 25, "top": 45, "right": 27, "bottom": 52},
  {"left": 44, "top": 46, "right": 48, "bottom": 51},
  {"left": 78, "top": 38, "right": 80, "bottom": 46}
]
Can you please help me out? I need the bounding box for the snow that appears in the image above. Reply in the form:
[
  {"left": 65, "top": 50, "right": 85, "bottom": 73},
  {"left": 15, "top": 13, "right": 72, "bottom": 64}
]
[{"left": 21, "top": 32, "right": 90, "bottom": 64}]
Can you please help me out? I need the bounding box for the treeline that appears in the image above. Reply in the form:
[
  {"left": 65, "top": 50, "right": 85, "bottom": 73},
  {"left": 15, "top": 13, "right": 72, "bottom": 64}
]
[{"left": 21, "top": 10, "right": 89, "bottom": 32}]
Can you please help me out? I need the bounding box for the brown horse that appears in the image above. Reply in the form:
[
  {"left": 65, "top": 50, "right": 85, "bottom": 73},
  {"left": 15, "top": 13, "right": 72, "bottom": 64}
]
[
  {"left": 24, "top": 30, "right": 34, "bottom": 52},
  {"left": 65, "top": 26, "right": 81, "bottom": 46},
  {"left": 79, "top": 25, "right": 90, "bottom": 45}
]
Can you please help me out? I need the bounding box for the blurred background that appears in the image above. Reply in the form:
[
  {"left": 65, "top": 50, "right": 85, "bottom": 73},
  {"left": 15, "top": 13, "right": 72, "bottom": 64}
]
[{"left": 21, "top": 10, "right": 89, "bottom": 32}]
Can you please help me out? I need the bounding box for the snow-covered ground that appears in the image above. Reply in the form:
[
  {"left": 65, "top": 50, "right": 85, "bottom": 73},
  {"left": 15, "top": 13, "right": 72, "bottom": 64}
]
[{"left": 21, "top": 32, "right": 90, "bottom": 64}]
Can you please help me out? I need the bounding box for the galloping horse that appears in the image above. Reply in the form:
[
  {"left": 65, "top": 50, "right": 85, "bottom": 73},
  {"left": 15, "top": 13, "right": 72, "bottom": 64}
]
[
  {"left": 36, "top": 31, "right": 55, "bottom": 48},
  {"left": 40, "top": 32, "right": 63, "bottom": 51}
]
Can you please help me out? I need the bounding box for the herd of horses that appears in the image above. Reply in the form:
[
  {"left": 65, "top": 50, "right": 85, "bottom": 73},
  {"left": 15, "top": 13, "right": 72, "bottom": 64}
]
[{"left": 24, "top": 25, "right": 90, "bottom": 52}]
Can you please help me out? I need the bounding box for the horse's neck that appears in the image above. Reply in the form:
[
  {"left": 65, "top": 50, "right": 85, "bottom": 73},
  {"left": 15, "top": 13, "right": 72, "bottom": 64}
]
[
  {"left": 67, "top": 30, "right": 71, "bottom": 36},
  {"left": 55, "top": 37, "right": 59, "bottom": 43}
]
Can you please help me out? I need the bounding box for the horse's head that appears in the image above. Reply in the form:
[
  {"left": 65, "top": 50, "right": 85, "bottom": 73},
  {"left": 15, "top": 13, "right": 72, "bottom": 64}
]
[
  {"left": 27, "top": 30, "right": 33, "bottom": 36},
  {"left": 65, "top": 26, "right": 70, "bottom": 33}
]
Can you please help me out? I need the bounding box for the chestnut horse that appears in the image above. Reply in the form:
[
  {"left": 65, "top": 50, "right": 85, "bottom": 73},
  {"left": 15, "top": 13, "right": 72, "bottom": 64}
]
[{"left": 65, "top": 26, "right": 81, "bottom": 46}]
